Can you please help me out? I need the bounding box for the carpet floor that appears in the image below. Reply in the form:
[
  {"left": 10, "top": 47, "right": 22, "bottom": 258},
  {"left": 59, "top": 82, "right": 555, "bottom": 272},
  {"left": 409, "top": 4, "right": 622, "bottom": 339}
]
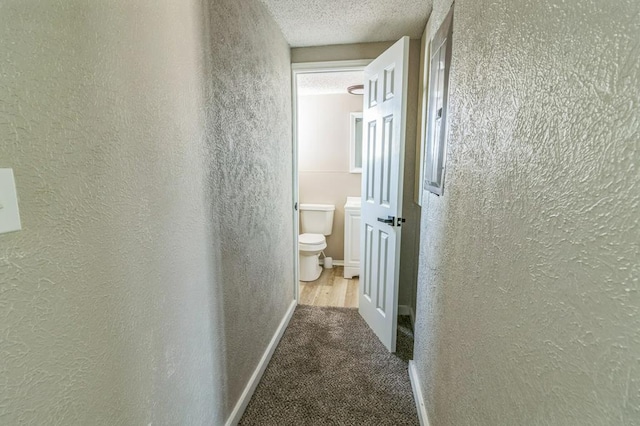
[{"left": 240, "top": 305, "right": 419, "bottom": 425}]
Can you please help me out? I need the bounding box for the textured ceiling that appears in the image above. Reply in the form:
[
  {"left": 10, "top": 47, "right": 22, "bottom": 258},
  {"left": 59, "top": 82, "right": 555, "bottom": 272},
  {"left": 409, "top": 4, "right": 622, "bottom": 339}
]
[
  {"left": 297, "top": 71, "right": 364, "bottom": 95},
  {"left": 258, "top": 0, "right": 432, "bottom": 47}
]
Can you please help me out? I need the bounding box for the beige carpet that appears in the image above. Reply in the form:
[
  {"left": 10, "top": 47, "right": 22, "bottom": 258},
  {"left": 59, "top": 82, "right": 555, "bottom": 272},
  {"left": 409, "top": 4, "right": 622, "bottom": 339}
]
[{"left": 240, "top": 305, "right": 419, "bottom": 425}]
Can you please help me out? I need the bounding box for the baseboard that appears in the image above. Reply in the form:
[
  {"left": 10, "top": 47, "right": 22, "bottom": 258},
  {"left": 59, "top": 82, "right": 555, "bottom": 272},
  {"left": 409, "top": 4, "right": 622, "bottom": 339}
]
[
  {"left": 398, "top": 305, "right": 416, "bottom": 327},
  {"left": 319, "top": 259, "right": 344, "bottom": 266},
  {"left": 408, "top": 360, "right": 430, "bottom": 426},
  {"left": 343, "top": 265, "right": 360, "bottom": 279},
  {"left": 225, "top": 300, "right": 296, "bottom": 426}
]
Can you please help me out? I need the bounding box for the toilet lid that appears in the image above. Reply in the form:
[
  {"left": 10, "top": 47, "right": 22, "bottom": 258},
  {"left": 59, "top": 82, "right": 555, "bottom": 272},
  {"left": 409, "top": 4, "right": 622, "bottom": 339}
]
[{"left": 299, "top": 233, "right": 325, "bottom": 245}]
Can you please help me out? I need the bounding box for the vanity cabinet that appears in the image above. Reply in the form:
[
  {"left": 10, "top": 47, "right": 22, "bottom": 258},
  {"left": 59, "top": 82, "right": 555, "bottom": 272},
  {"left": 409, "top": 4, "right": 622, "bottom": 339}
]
[{"left": 344, "top": 197, "right": 361, "bottom": 279}]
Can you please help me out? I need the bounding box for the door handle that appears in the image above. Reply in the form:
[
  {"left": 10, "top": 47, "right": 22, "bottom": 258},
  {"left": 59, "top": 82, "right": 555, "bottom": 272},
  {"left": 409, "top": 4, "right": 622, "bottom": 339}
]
[{"left": 377, "top": 216, "right": 395, "bottom": 224}]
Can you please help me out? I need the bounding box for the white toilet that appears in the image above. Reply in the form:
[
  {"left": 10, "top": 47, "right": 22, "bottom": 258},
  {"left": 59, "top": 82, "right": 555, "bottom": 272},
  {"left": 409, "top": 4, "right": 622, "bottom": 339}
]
[{"left": 299, "top": 203, "right": 335, "bottom": 282}]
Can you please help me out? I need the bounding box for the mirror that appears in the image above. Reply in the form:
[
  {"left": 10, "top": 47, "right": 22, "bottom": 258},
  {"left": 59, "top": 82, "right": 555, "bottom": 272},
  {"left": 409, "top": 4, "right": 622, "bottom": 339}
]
[
  {"left": 424, "top": 5, "right": 453, "bottom": 196},
  {"left": 350, "top": 112, "right": 363, "bottom": 173}
]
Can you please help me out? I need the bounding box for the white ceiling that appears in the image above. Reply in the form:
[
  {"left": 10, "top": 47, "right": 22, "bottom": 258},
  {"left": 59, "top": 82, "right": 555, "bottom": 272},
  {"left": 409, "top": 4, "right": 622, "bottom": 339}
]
[
  {"left": 297, "top": 71, "right": 364, "bottom": 96},
  {"left": 258, "top": 0, "right": 432, "bottom": 47}
]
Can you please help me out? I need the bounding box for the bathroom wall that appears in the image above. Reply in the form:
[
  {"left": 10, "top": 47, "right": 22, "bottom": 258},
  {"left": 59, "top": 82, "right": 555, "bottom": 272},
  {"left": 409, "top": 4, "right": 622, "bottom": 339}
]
[
  {"left": 413, "top": 0, "right": 640, "bottom": 424},
  {"left": 0, "top": 0, "right": 292, "bottom": 424},
  {"left": 298, "top": 93, "right": 362, "bottom": 260}
]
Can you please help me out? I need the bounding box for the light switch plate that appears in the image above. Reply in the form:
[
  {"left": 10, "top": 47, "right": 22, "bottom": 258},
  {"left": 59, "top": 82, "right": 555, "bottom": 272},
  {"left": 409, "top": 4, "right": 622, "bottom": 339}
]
[{"left": 0, "top": 169, "right": 22, "bottom": 234}]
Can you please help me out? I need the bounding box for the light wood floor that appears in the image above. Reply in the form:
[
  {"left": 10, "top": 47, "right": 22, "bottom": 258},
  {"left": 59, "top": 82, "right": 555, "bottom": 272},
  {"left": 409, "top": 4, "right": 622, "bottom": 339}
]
[{"left": 299, "top": 266, "right": 359, "bottom": 308}]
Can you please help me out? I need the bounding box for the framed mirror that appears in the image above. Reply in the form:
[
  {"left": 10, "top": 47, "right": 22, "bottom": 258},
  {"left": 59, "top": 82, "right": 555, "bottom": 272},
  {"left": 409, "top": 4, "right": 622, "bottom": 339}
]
[
  {"left": 350, "top": 112, "right": 363, "bottom": 173},
  {"left": 414, "top": 15, "right": 432, "bottom": 206},
  {"left": 424, "top": 5, "right": 454, "bottom": 196}
]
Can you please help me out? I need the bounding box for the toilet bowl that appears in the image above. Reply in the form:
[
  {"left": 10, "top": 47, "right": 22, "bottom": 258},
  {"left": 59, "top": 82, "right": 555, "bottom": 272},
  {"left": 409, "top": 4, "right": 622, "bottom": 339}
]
[
  {"left": 298, "top": 203, "right": 335, "bottom": 282},
  {"left": 298, "top": 233, "right": 327, "bottom": 282}
]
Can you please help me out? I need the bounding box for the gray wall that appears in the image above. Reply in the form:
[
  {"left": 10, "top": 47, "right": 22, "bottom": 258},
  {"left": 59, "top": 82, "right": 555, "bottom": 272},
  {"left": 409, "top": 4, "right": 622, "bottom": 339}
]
[
  {"left": 399, "top": 39, "right": 422, "bottom": 314},
  {"left": 413, "top": 0, "right": 640, "bottom": 425},
  {"left": 0, "top": 0, "right": 292, "bottom": 424},
  {"left": 203, "top": 0, "right": 294, "bottom": 417}
]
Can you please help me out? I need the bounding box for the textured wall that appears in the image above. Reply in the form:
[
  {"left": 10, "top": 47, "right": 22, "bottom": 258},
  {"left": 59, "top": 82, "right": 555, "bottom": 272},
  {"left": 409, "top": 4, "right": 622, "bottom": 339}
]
[
  {"left": 413, "top": 0, "right": 640, "bottom": 425},
  {"left": 0, "top": 0, "right": 292, "bottom": 424},
  {"left": 203, "top": 0, "right": 294, "bottom": 417},
  {"left": 298, "top": 93, "right": 363, "bottom": 260}
]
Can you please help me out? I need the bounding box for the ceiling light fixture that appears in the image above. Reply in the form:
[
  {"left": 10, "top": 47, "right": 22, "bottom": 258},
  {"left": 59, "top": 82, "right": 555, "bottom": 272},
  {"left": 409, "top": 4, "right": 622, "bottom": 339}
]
[{"left": 347, "top": 84, "right": 364, "bottom": 95}]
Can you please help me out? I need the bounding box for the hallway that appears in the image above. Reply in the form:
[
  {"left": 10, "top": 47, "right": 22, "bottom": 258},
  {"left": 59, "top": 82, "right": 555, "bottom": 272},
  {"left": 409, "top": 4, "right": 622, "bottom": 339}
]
[
  {"left": 240, "top": 305, "right": 417, "bottom": 425},
  {"left": 1, "top": 0, "right": 637, "bottom": 424}
]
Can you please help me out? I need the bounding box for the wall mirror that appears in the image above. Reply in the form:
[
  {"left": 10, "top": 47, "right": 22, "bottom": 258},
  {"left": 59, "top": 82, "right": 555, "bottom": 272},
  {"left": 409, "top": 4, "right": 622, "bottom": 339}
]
[
  {"left": 349, "top": 112, "right": 363, "bottom": 173},
  {"left": 424, "top": 5, "right": 454, "bottom": 196},
  {"left": 413, "top": 16, "right": 432, "bottom": 206}
]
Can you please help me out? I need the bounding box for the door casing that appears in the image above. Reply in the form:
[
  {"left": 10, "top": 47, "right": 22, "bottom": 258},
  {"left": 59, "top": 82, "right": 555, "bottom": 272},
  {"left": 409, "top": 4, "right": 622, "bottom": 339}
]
[{"left": 290, "top": 60, "right": 371, "bottom": 302}]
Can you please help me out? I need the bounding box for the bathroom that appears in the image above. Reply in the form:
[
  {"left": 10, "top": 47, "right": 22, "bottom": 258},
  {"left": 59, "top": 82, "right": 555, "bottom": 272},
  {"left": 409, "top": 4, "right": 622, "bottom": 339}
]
[{"left": 295, "top": 70, "right": 364, "bottom": 307}]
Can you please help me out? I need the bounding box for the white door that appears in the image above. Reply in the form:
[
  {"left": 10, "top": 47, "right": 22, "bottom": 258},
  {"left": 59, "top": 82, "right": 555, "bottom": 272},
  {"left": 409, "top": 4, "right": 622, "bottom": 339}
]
[{"left": 359, "top": 37, "right": 410, "bottom": 352}]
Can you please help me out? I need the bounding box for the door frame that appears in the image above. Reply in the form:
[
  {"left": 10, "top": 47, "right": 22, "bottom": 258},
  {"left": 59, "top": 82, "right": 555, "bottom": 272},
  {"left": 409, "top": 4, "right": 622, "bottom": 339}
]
[{"left": 290, "top": 60, "right": 372, "bottom": 303}]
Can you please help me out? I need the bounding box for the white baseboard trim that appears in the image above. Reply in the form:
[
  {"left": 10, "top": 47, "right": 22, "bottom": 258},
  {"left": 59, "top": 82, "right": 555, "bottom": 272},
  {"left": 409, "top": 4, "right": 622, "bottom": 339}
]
[
  {"left": 225, "top": 300, "right": 296, "bottom": 426},
  {"left": 343, "top": 265, "right": 360, "bottom": 279},
  {"left": 408, "top": 360, "right": 430, "bottom": 426},
  {"left": 319, "top": 259, "right": 344, "bottom": 266},
  {"left": 398, "top": 305, "right": 416, "bottom": 327}
]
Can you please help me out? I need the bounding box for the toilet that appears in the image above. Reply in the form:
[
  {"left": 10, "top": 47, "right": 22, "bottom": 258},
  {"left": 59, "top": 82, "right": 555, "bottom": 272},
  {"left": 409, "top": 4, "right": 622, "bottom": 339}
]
[{"left": 299, "top": 204, "right": 335, "bottom": 282}]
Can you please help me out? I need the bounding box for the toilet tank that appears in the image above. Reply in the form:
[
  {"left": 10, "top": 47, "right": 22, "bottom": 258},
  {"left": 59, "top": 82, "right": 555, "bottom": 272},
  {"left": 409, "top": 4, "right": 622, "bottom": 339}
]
[{"left": 299, "top": 204, "right": 335, "bottom": 236}]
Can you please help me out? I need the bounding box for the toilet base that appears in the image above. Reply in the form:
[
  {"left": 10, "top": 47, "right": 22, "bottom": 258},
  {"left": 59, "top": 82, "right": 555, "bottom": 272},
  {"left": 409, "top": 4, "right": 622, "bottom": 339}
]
[{"left": 299, "top": 252, "right": 322, "bottom": 282}]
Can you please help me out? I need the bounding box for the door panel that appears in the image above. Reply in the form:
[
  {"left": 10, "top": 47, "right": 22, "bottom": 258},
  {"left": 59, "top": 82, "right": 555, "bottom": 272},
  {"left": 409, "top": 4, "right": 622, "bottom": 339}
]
[
  {"left": 366, "top": 121, "right": 377, "bottom": 201},
  {"left": 368, "top": 77, "right": 378, "bottom": 107},
  {"left": 380, "top": 115, "right": 394, "bottom": 206},
  {"left": 363, "top": 223, "right": 374, "bottom": 299},
  {"left": 384, "top": 66, "right": 395, "bottom": 100},
  {"left": 359, "top": 36, "right": 410, "bottom": 352},
  {"left": 376, "top": 230, "right": 390, "bottom": 312}
]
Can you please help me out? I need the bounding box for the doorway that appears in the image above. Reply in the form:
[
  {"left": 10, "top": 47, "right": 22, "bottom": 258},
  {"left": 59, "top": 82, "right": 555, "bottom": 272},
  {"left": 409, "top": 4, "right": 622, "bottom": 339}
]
[
  {"left": 291, "top": 61, "right": 369, "bottom": 308},
  {"left": 291, "top": 37, "right": 420, "bottom": 352}
]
